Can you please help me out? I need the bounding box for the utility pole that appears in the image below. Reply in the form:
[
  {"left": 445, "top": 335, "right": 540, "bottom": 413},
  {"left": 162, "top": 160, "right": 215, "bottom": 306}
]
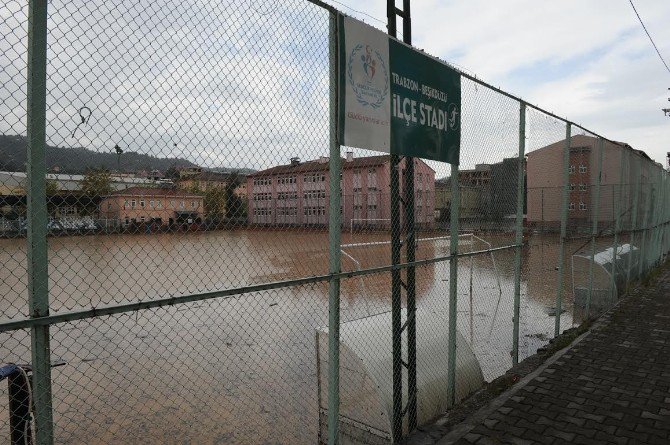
[
  {"left": 663, "top": 87, "right": 669, "bottom": 116},
  {"left": 387, "top": 1, "right": 417, "bottom": 442}
]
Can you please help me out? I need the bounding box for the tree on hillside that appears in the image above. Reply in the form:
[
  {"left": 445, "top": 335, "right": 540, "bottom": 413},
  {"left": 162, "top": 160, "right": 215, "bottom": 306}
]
[
  {"left": 165, "top": 164, "right": 180, "bottom": 180},
  {"left": 80, "top": 168, "right": 112, "bottom": 217},
  {"left": 224, "top": 172, "right": 244, "bottom": 220},
  {"left": 45, "top": 179, "right": 59, "bottom": 196},
  {"left": 204, "top": 186, "right": 226, "bottom": 221},
  {"left": 81, "top": 168, "right": 112, "bottom": 198},
  {"left": 45, "top": 179, "right": 60, "bottom": 216}
]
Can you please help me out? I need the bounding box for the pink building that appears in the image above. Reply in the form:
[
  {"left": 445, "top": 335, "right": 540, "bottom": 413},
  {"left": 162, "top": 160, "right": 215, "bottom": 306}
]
[
  {"left": 247, "top": 154, "right": 435, "bottom": 228},
  {"left": 100, "top": 187, "right": 204, "bottom": 227}
]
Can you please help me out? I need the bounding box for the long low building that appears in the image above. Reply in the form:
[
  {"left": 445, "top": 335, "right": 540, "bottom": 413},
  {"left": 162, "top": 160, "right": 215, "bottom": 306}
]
[
  {"left": 247, "top": 154, "right": 435, "bottom": 228},
  {"left": 99, "top": 187, "right": 204, "bottom": 227},
  {"left": 0, "top": 170, "right": 158, "bottom": 194}
]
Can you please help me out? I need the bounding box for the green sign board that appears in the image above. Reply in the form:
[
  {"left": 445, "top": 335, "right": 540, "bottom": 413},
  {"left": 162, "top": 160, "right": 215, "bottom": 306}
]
[{"left": 338, "top": 14, "right": 461, "bottom": 164}]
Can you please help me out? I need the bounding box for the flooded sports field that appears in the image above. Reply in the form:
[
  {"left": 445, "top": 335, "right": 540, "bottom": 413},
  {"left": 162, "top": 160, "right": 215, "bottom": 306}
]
[{"left": 0, "top": 229, "right": 607, "bottom": 444}]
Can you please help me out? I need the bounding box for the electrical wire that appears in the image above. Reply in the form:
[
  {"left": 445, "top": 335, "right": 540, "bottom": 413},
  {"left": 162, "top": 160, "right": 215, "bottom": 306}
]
[{"left": 628, "top": 0, "right": 670, "bottom": 75}]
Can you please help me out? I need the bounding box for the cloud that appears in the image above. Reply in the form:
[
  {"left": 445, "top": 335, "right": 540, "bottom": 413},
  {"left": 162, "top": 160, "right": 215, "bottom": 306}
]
[{"left": 1, "top": 0, "right": 669, "bottom": 173}]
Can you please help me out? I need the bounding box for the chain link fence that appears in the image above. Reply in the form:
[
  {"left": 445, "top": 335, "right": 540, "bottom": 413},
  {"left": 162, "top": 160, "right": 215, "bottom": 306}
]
[{"left": 1, "top": 1, "right": 669, "bottom": 444}]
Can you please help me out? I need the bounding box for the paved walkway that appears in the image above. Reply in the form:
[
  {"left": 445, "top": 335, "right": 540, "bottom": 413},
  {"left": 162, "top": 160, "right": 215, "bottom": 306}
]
[{"left": 442, "top": 265, "right": 670, "bottom": 445}]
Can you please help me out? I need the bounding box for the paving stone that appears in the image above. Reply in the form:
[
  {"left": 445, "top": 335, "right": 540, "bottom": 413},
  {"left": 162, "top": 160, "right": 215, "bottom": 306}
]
[{"left": 406, "top": 267, "right": 670, "bottom": 445}]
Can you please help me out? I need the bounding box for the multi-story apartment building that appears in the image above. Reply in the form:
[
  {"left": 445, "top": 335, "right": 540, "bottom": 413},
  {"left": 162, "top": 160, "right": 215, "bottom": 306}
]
[
  {"left": 246, "top": 154, "right": 435, "bottom": 228},
  {"left": 526, "top": 135, "right": 657, "bottom": 230}
]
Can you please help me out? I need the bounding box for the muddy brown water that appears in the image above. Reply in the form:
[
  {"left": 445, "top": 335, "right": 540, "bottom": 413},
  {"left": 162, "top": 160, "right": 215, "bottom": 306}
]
[{"left": 0, "top": 230, "right": 601, "bottom": 444}]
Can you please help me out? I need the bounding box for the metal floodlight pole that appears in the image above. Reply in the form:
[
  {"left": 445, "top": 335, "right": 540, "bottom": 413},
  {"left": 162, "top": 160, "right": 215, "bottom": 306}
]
[
  {"left": 512, "top": 102, "right": 526, "bottom": 365},
  {"left": 388, "top": 0, "right": 416, "bottom": 439},
  {"left": 326, "top": 12, "right": 342, "bottom": 445},
  {"left": 586, "top": 138, "right": 604, "bottom": 318},
  {"left": 554, "top": 124, "right": 571, "bottom": 337},
  {"left": 27, "top": 0, "right": 54, "bottom": 444}
]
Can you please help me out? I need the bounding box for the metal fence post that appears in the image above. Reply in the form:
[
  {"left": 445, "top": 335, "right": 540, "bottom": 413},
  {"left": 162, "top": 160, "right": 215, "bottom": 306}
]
[
  {"left": 638, "top": 165, "right": 650, "bottom": 277},
  {"left": 327, "top": 12, "right": 342, "bottom": 445},
  {"left": 585, "top": 138, "right": 604, "bottom": 318},
  {"left": 27, "top": 1, "right": 54, "bottom": 444},
  {"left": 447, "top": 164, "right": 460, "bottom": 407},
  {"left": 627, "top": 156, "right": 641, "bottom": 283},
  {"left": 611, "top": 147, "right": 626, "bottom": 293},
  {"left": 512, "top": 102, "right": 526, "bottom": 365},
  {"left": 554, "top": 123, "right": 571, "bottom": 337}
]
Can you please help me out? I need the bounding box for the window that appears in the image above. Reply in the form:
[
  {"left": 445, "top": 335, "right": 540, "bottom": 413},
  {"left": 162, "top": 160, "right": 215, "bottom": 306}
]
[
  {"left": 579, "top": 165, "right": 587, "bottom": 173},
  {"left": 579, "top": 184, "right": 587, "bottom": 191},
  {"left": 569, "top": 202, "right": 575, "bottom": 211},
  {"left": 569, "top": 184, "right": 575, "bottom": 191},
  {"left": 170, "top": 200, "right": 175, "bottom": 208},
  {"left": 124, "top": 199, "right": 129, "bottom": 209},
  {"left": 180, "top": 201, "right": 185, "bottom": 209},
  {"left": 157, "top": 200, "right": 162, "bottom": 209},
  {"left": 131, "top": 199, "right": 136, "bottom": 209},
  {"left": 191, "top": 201, "right": 197, "bottom": 208},
  {"left": 149, "top": 200, "right": 154, "bottom": 208},
  {"left": 579, "top": 202, "right": 587, "bottom": 211},
  {"left": 140, "top": 199, "right": 145, "bottom": 208},
  {"left": 568, "top": 165, "right": 575, "bottom": 174},
  {"left": 253, "top": 178, "right": 271, "bottom": 186},
  {"left": 107, "top": 203, "right": 112, "bottom": 210},
  {"left": 140, "top": 216, "right": 145, "bottom": 222}
]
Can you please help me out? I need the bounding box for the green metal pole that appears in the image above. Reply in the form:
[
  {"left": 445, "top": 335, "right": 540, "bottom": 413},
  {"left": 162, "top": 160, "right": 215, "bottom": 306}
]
[
  {"left": 327, "top": 13, "right": 342, "bottom": 445},
  {"left": 664, "top": 172, "right": 670, "bottom": 262},
  {"left": 611, "top": 147, "right": 626, "bottom": 296},
  {"left": 627, "top": 156, "right": 641, "bottom": 283},
  {"left": 27, "top": 1, "right": 54, "bottom": 443},
  {"left": 655, "top": 168, "right": 664, "bottom": 265},
  {"left": 512, "top": 103, "right": 526, "bottom": 365},
  {"left": 585, "top": 138, "right": 604, "bottom": 318},
  {"left": 554, "top": 124, "right": 571, "bottom": 337},
  {"left": 638, "top": 164, "right": 650, "bottom": 277},
  {"left": 447, "top": 164, "right": 460, "bottom": 407}
]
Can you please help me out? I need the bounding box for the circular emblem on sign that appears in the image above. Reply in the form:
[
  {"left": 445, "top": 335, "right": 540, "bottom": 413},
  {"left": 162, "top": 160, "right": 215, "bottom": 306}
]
[
  {"left": 448, "top": 103, "right": 460, "bottom": 131},
  {"left": 347, "top": 44, "right": 389, "bottom": 109}
]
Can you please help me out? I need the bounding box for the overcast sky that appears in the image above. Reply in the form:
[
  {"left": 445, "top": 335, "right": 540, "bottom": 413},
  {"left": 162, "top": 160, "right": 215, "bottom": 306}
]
[
  {"left": 0, "top": 0, "right": 668, "bottom": 172},
  {"left": 326, "top": 0, "right": 670, "bottom": 166}
]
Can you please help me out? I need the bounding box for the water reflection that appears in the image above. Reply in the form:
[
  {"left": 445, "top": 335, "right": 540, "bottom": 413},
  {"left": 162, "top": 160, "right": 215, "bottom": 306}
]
[{"left": 0, "top": 230, "right": 588, "bottom": 444}]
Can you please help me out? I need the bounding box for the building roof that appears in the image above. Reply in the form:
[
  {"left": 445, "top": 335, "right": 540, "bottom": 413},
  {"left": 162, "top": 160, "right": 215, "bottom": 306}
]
[
  {"left": 177, "top": 170, "right": 235, "bottom": 182},
  {"left": 105, "top": 186, "right": 203, "bottom": 198},
  {"left": 0, "top": 171, "right": 158, "bottom": 193},
  {"left": 249, "top": 154, "right": 435, "bottom": 177}
]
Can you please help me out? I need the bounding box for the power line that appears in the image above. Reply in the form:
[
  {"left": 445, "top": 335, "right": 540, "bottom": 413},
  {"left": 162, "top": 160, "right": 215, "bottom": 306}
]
[{"left": 628, "top": 0, "right": 670, "bottom": 75}]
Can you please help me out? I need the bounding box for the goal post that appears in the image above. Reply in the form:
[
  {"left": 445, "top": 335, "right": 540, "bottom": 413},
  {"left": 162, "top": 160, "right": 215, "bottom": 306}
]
[{"left": 349, "top": 218, "right": 392, "bottom": 235}]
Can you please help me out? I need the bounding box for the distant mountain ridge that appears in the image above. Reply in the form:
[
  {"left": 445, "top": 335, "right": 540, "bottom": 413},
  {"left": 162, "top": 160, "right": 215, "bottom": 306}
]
[{"left": 0, "top": 134, "right": 253, "bottom": 175}]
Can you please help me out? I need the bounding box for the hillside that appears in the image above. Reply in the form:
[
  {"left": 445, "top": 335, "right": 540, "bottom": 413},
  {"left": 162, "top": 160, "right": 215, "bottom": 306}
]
[{"left": 0, "top": 134, "right": 199, "bottom": 174}]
